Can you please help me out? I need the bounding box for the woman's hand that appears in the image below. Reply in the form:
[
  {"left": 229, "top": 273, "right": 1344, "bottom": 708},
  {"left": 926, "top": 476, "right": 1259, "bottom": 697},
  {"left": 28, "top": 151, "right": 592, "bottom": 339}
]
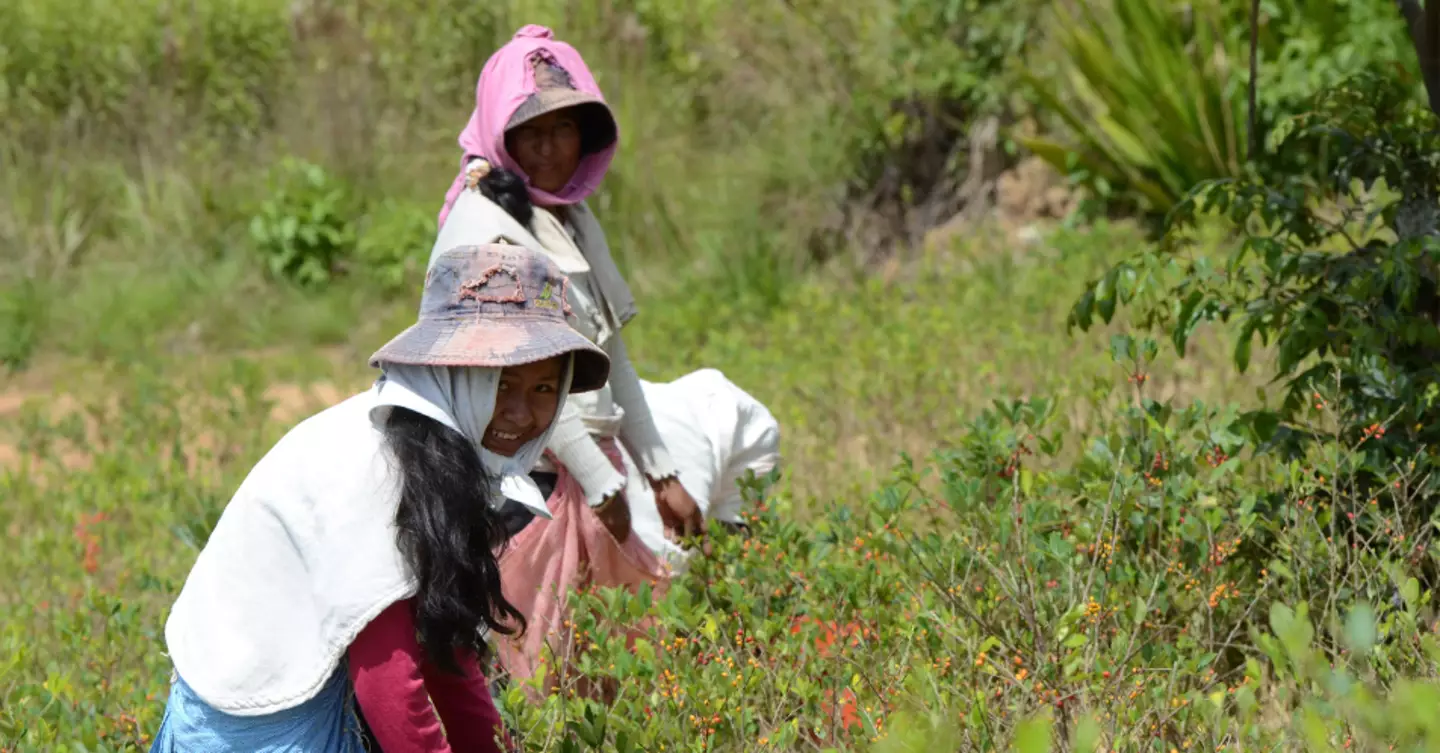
[
  {"left": 594, "top": 492, "right": 632, "bottom": 544},
  {"left": 653, "top": 477, "right": 705, "bottom": 542}
]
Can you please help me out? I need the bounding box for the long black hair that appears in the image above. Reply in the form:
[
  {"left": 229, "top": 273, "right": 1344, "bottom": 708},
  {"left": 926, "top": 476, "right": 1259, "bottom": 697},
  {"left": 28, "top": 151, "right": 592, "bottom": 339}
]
[
  {"left": 381, "top": 407, "right": 523, "bottom": 673},
  {"left": 472, "top": 161, "right": 535, "bottom": 228}
]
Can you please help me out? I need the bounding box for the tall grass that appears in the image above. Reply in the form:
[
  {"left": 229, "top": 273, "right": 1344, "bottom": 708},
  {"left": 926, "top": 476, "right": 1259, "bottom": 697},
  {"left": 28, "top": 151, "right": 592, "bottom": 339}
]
[{"left": 0, "top": 0, "right": 1040, "bottom": 369}]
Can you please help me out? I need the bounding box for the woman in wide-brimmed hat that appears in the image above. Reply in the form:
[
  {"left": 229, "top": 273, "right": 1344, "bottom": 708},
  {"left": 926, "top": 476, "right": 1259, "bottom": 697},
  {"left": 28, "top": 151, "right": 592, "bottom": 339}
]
[
  {"left": 430, "top": 24, "right": 782, "bottom": 693},
  {"left": 148, "top": 243, "right": 607, "bottom": 752}
]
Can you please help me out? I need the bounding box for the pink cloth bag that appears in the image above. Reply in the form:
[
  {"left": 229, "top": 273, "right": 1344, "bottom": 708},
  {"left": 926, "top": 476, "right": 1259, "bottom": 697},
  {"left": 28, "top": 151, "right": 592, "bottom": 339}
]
[{"left": 495, "top": 438, "right": 669, "bottom": 694}]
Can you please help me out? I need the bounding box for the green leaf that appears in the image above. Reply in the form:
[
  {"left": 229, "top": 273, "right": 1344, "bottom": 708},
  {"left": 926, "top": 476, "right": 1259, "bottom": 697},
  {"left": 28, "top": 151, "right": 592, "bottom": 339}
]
[
  {"left": 1267, "top": 561, "right": 1294, "bottom": 582},
  {"left": 1072, "top": 715, "right": 1101, "bottom": 753},
  {"left": 1109, "top": 333, "right": 1134, "bottom": 362},
  {"left": 1234, "top": 321, "right": 1256, "bottom": 373},
  {"left": 1071, "top": 287, "right": 1097, "bottom": 331},
  {"left": 1300, "top": 707, "right": 1337, "bottom": 752},
  {"left": 1244, "top": 411, "right": 1280, "bottom": 443},
  {"left": 1097, "top": 271, "right": 1119, "bottom": 323},
  {"left": 1402, "top": 577, "right": 1420, "bottom": 611},
  {"left": 632, "top": 638, "right": 655, "bottom": 666},
  {"left": 1343, "top": 602, "right": 1377, "bottom": 654},
  {"left": 1172, "top": 290, "right": 1205, "bottom": 353},
  {"left": 1013, "top": 715, "right": 1052, "bottom": 753}
]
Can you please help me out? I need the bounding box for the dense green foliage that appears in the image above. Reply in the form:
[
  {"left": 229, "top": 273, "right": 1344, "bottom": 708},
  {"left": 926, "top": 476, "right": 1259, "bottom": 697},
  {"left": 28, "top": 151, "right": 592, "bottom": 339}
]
[
  {"left": 507, "top": 345, "right": 1440, "bottom": 751},
  {"left": 1073, "top": 74, "right": 1440, "bottom": 514},
  {"left": 6, "top": 0, "right": 1440, "bottom": 750},
  {"left": 1021, "top": 0, "right": 1420, "bottom": 221}
]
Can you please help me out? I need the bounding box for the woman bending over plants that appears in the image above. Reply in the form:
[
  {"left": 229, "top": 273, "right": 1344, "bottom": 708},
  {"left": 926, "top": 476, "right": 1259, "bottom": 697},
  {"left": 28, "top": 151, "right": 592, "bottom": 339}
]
[{"left": 148, "top": 243, "right": 609, "bottom": 752}]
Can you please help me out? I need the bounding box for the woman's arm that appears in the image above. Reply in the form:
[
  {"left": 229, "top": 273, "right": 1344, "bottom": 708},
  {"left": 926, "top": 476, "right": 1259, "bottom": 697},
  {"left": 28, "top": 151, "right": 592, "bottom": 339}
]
[
  {"left": 348, "top": 600, "right": 508, "bottom": 753},
  {"left": 602, "top": 334, "right": 679, "bottom": 482},
  {"left": 604, "top": 334, "right": 705, "bottom": 539},
  {"left": 547, "top": 403, "right": 634, "bottom": 540},
  {"left": 546, "top": 402, "right": 627, "bottom": 508},
  {"left": 421, "top": 651, "right": 506, "bottom": 753},
  {"left": 348, "top": 599, "right": 453, "bottom": 753}
]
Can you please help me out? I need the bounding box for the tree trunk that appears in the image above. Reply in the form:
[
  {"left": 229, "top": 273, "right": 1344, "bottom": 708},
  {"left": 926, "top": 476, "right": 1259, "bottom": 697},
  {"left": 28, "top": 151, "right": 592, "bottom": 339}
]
[{"left": 1397, "top": 0, "right": 1440, "bottom": 115}]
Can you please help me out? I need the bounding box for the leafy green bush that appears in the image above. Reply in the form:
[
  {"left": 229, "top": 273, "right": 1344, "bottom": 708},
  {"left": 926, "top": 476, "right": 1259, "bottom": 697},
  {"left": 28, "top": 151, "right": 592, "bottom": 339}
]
[
  {"left": 1072, "top": 73, "right": 1440, "bottom": 511},
  {"left": 354, "top": 199, "right": 433, "bottom": 295},
  {"left": 829, "top": 0, "right": 1040, "bottom": 176},
  {"left": 248, "top": 158, "right": 358, "bottom": 289},
  {"left": 0, "top": 279, "right": 45, "bottom": 371},
  {"left": 495, "top": 338, "right": 1440, "bottom": 751},
  {"left": 1237, "top": 0, "right": 1420, "bottom": 127},
  {"left": 0, "top": 0, "right": 293, "bottom": 146}
]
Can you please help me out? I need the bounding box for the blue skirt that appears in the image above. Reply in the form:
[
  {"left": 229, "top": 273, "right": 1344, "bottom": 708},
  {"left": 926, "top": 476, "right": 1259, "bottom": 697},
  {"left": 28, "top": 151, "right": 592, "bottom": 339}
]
[{"left": 149, "top": 667, "right": 369, "bottom": 753}]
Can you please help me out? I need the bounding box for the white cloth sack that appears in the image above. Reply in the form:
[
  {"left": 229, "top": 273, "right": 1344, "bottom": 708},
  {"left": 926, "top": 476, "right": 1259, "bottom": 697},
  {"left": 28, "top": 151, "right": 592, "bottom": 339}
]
[{"left": 623, "top": 369, "right": 782, "bottom": 568}]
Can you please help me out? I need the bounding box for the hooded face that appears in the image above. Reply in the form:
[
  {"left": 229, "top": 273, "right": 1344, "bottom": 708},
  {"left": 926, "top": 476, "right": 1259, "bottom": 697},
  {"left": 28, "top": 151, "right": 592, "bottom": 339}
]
[
  {"left": 439, "top": 25, "right": 620, "bottom": 228},
  {"left": 482, "top": 355, "right": 566, "bottom": 457},
  {"left": 505, "top": 109, "right": 584, "bottom": 195}
]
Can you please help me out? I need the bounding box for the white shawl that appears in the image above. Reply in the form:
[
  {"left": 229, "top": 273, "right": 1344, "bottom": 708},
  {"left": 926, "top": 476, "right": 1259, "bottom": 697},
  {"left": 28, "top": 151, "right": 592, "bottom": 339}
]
[{"left": 162, "top": 362, "right": 570, "bottom": 716}]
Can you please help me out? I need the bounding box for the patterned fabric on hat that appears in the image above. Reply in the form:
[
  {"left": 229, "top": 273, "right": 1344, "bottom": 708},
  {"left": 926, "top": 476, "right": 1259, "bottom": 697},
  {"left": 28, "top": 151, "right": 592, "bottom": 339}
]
[{"left": 370, "top": 243, "right": 608, "bottom": 394}]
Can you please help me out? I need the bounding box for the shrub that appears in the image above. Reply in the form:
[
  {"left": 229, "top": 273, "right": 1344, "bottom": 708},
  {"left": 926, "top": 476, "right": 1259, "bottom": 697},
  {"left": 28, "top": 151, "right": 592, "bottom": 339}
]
[
  {"left": 0, "top": 0, "right": 293, "bottom": 147},
  {"left": 0, "top": 279, "right": 45, "bottom": 371},
  {"left": 1018, "top": 0, "right": 1249, "bottom": 221},
  {"left": 247, "top": 158, "right": 358, "bottom": 289},
  {"left": 495, "top": 337, "right": 1440, "bottom": 750},
  {"left": 353, "top": 199, "right": 433, "bottom": 295},
  {"left": 1239, "top": 0, "right": 1421, "bottom": 127},
  {"left": 1071, "top": 73, "right": 1440, "bottom": 512}
]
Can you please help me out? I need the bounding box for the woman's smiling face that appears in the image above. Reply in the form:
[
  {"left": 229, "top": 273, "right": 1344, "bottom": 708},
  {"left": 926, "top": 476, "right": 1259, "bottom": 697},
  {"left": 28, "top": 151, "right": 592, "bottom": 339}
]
[{"left": 482, "top": 356, "right": 565, "bottom": 457}]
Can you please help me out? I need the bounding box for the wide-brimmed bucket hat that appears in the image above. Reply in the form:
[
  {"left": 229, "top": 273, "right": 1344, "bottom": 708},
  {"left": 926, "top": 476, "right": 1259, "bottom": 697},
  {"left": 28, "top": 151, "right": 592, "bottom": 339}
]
[{"left": 371, "top": 242, "right": 609, "bottom": 393}]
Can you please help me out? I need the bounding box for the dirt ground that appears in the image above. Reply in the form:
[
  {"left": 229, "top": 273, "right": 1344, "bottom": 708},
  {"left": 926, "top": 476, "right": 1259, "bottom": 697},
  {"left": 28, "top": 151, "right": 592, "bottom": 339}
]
[{"left": 0, "top": 356, "right": 365, "bottom": 473}]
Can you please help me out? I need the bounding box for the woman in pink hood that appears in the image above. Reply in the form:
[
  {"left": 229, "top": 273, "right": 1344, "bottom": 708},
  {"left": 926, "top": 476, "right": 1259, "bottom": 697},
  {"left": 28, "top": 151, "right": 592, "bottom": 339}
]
[{"left": 426, "top": 25, "right": 781, "bottom": 698}]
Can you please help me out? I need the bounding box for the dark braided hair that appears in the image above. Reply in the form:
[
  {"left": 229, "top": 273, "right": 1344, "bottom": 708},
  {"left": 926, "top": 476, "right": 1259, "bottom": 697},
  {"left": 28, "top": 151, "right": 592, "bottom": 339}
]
[
  {"left": 381, "top": 407, "right": 524, "bottom": 673},
  {"left": 471, "top": 162, "right": 535, "bottom": 229}
]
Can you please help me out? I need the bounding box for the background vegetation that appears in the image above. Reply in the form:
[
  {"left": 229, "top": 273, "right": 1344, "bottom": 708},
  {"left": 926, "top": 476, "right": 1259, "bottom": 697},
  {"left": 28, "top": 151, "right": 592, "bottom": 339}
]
[{"left": 3, "top": 0, "right": 1440, "bottom": 749}]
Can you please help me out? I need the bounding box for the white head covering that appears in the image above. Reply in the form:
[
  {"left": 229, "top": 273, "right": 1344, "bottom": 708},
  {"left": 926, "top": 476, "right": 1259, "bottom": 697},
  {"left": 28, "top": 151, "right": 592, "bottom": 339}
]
[
  {"left": 370, "top": 360, "right": 574, "bottom": 518},
  {"left": 162, "top": 359, "right": 574, "bottom": 717}
]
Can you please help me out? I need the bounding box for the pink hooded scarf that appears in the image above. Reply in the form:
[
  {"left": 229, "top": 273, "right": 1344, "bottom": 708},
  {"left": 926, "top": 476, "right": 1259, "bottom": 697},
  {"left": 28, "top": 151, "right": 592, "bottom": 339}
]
[{"left": 438, "top": 25, "right": 618, "bottom": 229}]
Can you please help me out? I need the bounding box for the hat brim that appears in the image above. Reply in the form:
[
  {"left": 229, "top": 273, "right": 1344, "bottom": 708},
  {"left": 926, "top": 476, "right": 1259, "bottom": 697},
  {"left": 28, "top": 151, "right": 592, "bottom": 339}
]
[
  {"left": 370, "top": 315, "right": 610, "bottom": 394},
  {"left": 508, "top": 91, "right": 616, "bottom": 150}
]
